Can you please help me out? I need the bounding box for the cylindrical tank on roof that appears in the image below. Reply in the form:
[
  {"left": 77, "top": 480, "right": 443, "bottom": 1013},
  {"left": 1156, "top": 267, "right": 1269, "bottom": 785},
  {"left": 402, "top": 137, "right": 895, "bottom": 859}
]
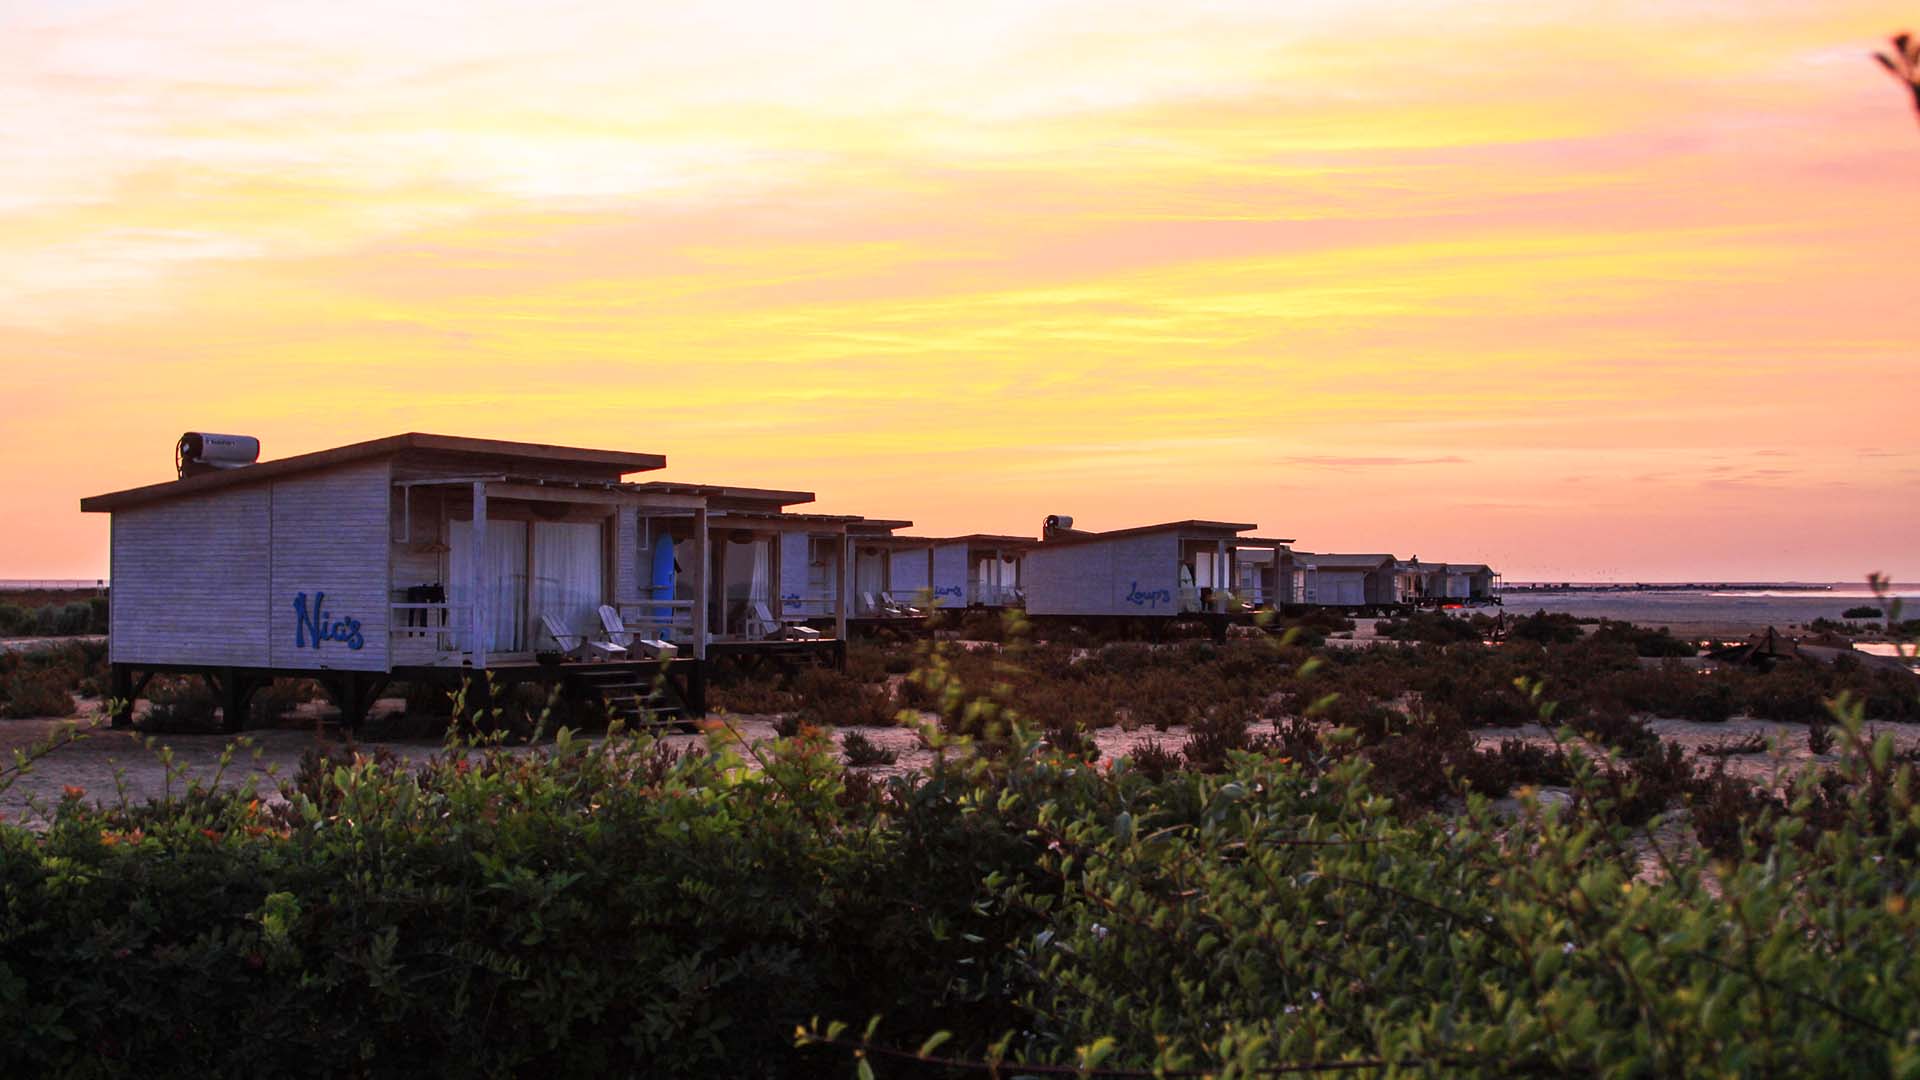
[{"left": 175, "top": 433, "right": 260, "bottom": 478}]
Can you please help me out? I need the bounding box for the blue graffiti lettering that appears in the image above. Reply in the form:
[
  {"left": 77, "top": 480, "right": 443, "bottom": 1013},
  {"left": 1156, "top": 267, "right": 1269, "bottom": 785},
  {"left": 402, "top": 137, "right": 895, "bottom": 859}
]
[
  {"left": 293, "top": 591, "right": 364, "bottom": 651},
  {"left": 1124, "top": 581, "right": 1173, "bottom": 609},
  {"left": 933, "top": 585, "right": 964, "bottom": 599}
]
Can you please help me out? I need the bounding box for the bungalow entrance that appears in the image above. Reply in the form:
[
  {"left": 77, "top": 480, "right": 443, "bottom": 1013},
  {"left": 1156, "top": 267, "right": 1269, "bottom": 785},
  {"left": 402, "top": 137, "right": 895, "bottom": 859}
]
[{"left": 446, "top": 510, "right": 609, "bottom": 658}]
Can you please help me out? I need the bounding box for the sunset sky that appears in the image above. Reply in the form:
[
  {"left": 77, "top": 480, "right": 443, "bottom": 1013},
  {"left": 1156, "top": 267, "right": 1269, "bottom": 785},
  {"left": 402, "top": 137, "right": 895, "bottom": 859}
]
[{"left": 3, "top": 0, "right": 1916, "bottom": 581}]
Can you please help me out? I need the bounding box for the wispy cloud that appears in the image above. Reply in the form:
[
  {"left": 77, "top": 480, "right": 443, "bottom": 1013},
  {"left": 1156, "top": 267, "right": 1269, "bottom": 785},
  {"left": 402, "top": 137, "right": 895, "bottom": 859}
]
[
  {"left": 1279, "top": 455, "right": 1469, "bottom": 468},
  {"left": 2, "top": 0, "right": 1915, "bottom": 579}
]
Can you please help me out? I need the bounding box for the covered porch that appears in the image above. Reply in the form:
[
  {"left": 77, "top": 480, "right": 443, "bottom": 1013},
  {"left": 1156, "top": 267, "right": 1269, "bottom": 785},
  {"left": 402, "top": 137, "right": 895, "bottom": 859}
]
[
  {"left": 707, "top": 510, "right": 850, "bottom": 644},
  {"left": 388, "top": 476, "right": 708, "bottom": 669}
]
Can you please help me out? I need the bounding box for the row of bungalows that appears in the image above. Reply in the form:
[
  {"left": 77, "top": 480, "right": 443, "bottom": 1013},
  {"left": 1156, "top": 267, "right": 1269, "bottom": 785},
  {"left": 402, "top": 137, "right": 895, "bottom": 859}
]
[
  {"left": 1017, "top": 517, "right": 1501, "bottom": 630},
  {"left": 77, "top": 433, "right": 951, "bottom": 730},
  {"left": 77, "top": 431, "right": 1500, "bottom": 728},
  {"left": 842, "top": 531, "right": 1036, "bottom": 617},
  {"left": 1021, "top": 518, "right": 1297, "bottom": 628}
]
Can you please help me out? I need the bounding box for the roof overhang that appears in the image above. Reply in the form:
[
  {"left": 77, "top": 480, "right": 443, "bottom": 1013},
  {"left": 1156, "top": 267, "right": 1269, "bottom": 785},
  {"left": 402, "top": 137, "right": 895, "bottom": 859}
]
[{"left": 81, "top": 433, "right": 666, "bottom": 513}]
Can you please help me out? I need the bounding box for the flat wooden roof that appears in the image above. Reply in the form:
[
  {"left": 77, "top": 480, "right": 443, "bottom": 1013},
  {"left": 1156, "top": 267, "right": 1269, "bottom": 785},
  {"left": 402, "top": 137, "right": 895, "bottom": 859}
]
[
  {"left": 1298, "top": 553, "right": 1397, "bottom": 568},
  {"left": 80, "top": 433, "right": 666, "bottom": 513},
  {"left": 630, "top": 481, "right": 815, "bottom": 508},
  {"left": 710, "top": 509, "right": 860, "bottom": 526},
  {"left": 926, "top": 533, "right": 1039, "bottom": 547},
  {"left": 1036, "top": 519, "right": 1258, "bottom": 550}
]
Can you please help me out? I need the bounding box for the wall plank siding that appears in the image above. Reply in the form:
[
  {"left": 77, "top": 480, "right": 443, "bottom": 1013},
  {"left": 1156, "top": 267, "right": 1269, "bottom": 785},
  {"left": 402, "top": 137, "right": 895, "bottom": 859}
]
[
  {"left": 109, "top": 486, "right": 273, "bottom": 666},
  {"left": 269, "top": 459, "right": 392, "bottom": 671},
  {"left": 615, "top": 507, "right": 640, "bottom": 603},
  {"left": 1024, "top": 532, "right": 1179, "bottom": 617},
  {"left": 778, "top": 531, "right": 811, "bottom": 604},
  {"left": 929, "top": 543, "right": 969, "bottom": 608},
  {"left": 888, "top": 549, "right": 931, "bottom": 594}
]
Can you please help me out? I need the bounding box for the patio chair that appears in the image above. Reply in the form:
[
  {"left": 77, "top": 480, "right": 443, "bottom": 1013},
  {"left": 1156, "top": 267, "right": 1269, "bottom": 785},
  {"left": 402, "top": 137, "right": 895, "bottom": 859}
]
[
  {"left": 542, "top": 613, "right": 626, "bottom": 660},
  {"left": 882, "top": 592, "right": 924, "bottom": 617},
  {"left": 598, "top": 605, "right": 677, "bottom": 659},
  {"left": 752, "top": 602, "right": 821, "bottom": 640}
]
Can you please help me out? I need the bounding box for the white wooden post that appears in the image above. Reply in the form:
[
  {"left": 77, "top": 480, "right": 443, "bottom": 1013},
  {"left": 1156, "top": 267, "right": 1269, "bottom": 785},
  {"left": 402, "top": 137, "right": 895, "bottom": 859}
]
[
  {"left": 692, "top": 507, "right": 709, "bottom": 660},
  {"left": 843, "top": 536, "right": 855, "bottom": 617},
  {"left": 770, "top": 530, "right": 783, "bottom": 622},
  {"left": 1215, "top": 540, "right": 1228, "bottom": 612},
  {"left": 833, "top": 530, "right": 848, "bottom": 641},
  {"left": 470, "top": 481, "right": 488, "bottom": 670}
]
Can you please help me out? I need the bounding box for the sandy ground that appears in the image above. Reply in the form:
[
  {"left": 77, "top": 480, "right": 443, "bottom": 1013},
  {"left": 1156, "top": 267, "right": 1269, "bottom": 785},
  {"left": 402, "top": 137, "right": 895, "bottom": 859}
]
[
  {"left": 0, "top": 634, "right": 106, "bottom": 654},
  {"left": 10, "top": 688, "right": 1914, "bottom": 832}
]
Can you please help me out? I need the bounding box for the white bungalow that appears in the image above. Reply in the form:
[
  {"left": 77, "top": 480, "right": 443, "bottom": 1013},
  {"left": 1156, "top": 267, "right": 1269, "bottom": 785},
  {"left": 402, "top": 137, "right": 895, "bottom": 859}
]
[
  {"left": 1023, "top": 520, "right": 1259, "bottom": 621},
  {"left": 628, "top": 482, "right": 855, "bottom": 646},
  {"left": 1295, "top": 553, "right": 1399, "bottom": 609},
  {"left": 840, "top": 520, "right": 931, "bottom": 619},
  {"left": 77, "top": 432, "right": 836, "bottom": 729},
  {"left": 1432, "top": 563, "right": 1500, "bottom": 603},
  {"left": 1228, "top": 537, "right": 1302, "bottom": 608},
  {"left": 931, "top": 534, "right": 1035, "bottom": 608}
]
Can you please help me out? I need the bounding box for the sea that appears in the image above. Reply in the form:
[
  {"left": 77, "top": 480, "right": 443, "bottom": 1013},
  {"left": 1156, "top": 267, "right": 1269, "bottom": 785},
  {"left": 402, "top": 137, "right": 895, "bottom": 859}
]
[{"left": 1496, "top": 583, "right": 1919, "bottom": 639}]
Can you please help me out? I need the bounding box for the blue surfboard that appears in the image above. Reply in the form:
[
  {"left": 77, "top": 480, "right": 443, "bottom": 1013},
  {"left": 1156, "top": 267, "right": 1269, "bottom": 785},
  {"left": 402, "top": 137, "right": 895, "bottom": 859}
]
[{"left": 651, "top": 534, "right": 677, "bottom": 639}]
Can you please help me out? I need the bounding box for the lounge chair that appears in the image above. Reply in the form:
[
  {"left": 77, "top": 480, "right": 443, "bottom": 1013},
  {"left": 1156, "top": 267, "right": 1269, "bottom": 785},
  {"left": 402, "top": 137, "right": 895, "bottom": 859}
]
[
  {"left": 752, "top": 602, "right": 821, "bottom": 640},
  {"left": 542, "top": 613, "right": 627, "bottom": 660},
  {"left": 882, "top": 592, "right": 924, "bottom": 617},
  {"left": 598, "top": 605, "right": 677, "bottom": 659}
]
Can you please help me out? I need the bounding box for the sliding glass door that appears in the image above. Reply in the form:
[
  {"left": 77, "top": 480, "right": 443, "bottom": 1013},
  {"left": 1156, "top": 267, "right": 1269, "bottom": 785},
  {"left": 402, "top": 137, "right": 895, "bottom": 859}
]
[
  {"left": 447, "top": 519, "right": 529, "bottom": 654},
  {"left": 532, "top": 520, "right": 606, "bottom": 650}
]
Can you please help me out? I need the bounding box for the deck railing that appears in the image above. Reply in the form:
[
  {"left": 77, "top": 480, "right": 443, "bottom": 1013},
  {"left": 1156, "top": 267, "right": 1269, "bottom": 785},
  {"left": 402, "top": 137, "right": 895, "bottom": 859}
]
[
  {"left": 390, "top": 602, "right": 473, "bottom": 661},
  {"left": 778, "top": 592, "right": 839, "bottom": 619},
  {"left": 968, "top": 583, "right": 1024, "bottom": 607},
  {"left": 614, "top": 599, "right": 696, "bottom": 641}
]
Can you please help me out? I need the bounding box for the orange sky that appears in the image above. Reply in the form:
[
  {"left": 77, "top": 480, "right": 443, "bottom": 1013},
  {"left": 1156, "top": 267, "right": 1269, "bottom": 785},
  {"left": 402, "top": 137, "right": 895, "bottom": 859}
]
[{"left": 2, "top": 0, "right": 1916, "bottom": 581}]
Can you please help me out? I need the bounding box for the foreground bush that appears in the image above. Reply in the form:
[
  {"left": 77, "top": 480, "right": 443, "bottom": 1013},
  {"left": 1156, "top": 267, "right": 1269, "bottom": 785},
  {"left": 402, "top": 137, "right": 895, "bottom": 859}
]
[{"left": 3, "top": 692, "right": 1918, "bottom": 1078}]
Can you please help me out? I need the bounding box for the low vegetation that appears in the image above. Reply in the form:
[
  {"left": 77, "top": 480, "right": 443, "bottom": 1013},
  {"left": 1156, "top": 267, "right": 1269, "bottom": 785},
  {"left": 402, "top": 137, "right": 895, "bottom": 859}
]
[
  {"left": 0, "top": 598, "right": 1915, "bottom": 1075},
  {"left": 2, "top": 681, "right": 1917, "bottom": 1076},
  {"left": 0, "top": 595, "right": 107, "bottom": 638}
]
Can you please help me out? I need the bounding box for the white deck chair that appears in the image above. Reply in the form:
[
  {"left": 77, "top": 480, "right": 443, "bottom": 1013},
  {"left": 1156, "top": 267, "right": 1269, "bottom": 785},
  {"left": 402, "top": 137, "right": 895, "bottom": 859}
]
[
  {"left": 542, "top": 613, "right": 626, "bottom": 660},
  {"left": 598, "top": 605, "right": 677, "bottom": 659},
  {"left": 752, "top": 602, "right": 821, "bottom": 640},
  {"left": 883, "top": 592, "right": 923, "bottom": 617}
]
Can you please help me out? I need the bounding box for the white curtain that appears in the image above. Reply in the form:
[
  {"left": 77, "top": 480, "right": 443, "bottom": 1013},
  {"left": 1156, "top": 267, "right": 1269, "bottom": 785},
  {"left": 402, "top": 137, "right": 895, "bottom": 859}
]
[
  {"left": 532, "top": 520, "right": 604, "bottom": 649},
  {"left": 751, "top": 538, "right": 769, "bottom": 603},
  {"left": 448, "top": 518, "right": 528, "bottom": 654}
]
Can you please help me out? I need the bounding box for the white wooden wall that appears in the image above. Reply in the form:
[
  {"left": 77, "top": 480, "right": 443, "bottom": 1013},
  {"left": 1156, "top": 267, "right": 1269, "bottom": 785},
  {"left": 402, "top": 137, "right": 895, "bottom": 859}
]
[
  {"left": 268, "top": 460, "right": 391, "bottom": 672},
  {"left": 615, "top": 507, "right": 642, "bottom": 603},
  {"left": 888, "top": 548, "right": 931, "bottom": 594},
  {"left": 1023, "top": 532, "right": 1179, "bottom": 616},
  {"left": 929, "top": 543, "right": 969, "bottom": 607},
  {"left": 110, "top": 486, "right": 273, "bottom": 667},
  {"left": 778, "top": 530, "right": 811, "bottom": 606},
  {"left": 110, "top": 459, "right": 391, "bottom": 671}
]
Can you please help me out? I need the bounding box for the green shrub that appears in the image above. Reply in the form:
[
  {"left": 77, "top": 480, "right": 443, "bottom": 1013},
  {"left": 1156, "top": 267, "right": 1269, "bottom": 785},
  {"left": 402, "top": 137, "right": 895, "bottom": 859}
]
[
  {"left": 841, "top": 730, "right": 898, "bottom": 767},
  {"left": 141, "top": 675, "right": 220, "bottom": 731},
  {"left": 251, "top": 678, "right": 324, "bottom": 725},
  {"left": 1507, "top": 610, "right": 1587, "bottom": 645},
  {"left": 0, "top": 667, "right": 76, "bottom": 718},
  {"left": 1374, "top": 611, "right": 1482, "bottom": 644},
  {"left": 4, "top": 681, "right": 1920, "bottom": 1076},
  {"left": 1844, "top": 606, "right": 1884, "bottom": 620}
]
